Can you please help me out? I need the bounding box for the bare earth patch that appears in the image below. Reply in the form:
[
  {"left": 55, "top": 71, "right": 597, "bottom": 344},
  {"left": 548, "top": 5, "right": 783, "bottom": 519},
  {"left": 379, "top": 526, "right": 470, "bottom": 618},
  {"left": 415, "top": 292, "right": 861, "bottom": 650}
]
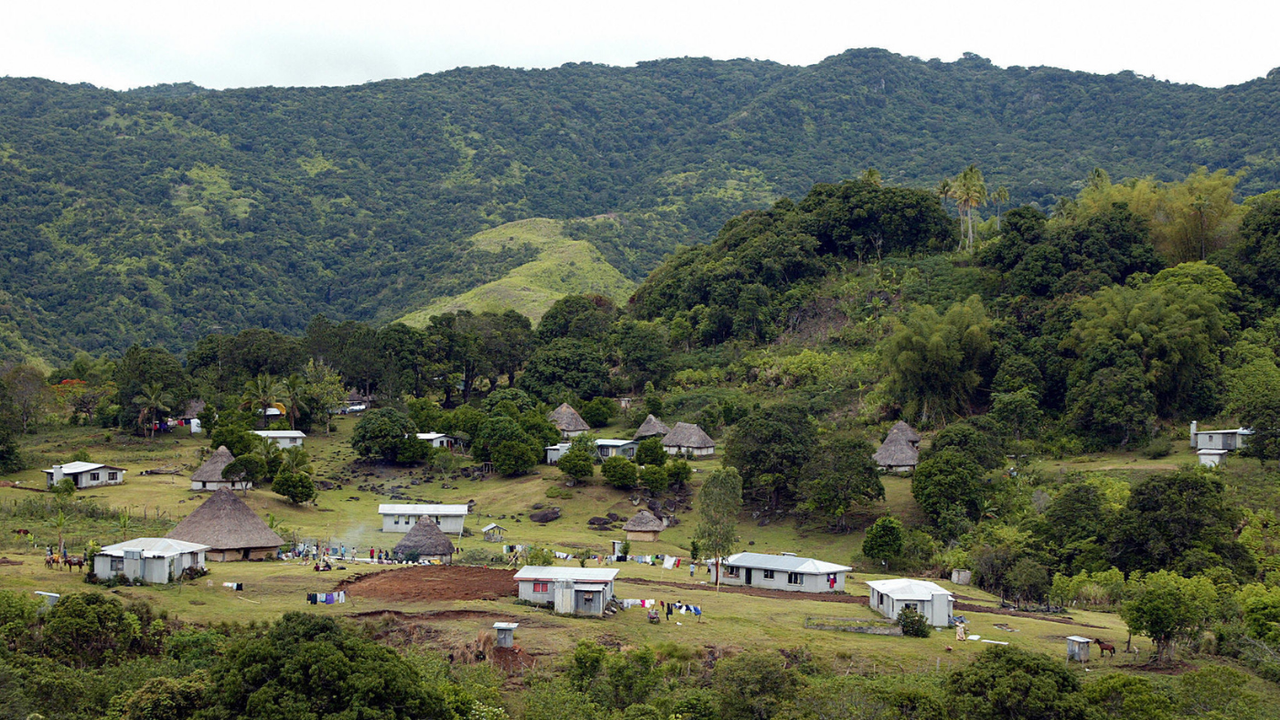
[{"left": 336, "top": 565, "right": 517, "bottom": 603}]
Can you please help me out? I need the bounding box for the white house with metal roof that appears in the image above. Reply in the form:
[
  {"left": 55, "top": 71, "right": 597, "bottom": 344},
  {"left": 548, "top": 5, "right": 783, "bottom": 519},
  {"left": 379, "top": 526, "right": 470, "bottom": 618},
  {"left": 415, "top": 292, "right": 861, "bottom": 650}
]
[
  {"left": 44, "top": 462, "right": 126, "bottom": 490},
  {"left": 709, "top": 552, "right": 852, "bottom": 593},
  {"left": 378, "top": 504, "right": 469, "bottom": 536},
  {"left": 866, "top": 578, "right": 954, "bottom": 628},
  {"left": 1189, "top": 422, "right": 1252, "bottom": 451},
  {"left": 514, "top": 566, "right": 619, "bottom": 616},
  {"left": 595, "top": 438, "right": 638, "bottom": 460},
  {"left": 416, "top": 432, "right": 459, "bottom": 450},
  {"left": 252, "top": 430, "right": 306, "bottom": 448},
  {"left": 93, "top": 538, "right": 209, "bottom": 584}
]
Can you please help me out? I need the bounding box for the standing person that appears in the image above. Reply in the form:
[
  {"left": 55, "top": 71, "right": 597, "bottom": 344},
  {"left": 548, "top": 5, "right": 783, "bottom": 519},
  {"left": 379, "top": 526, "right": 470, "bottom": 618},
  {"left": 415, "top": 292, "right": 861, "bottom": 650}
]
[
  {"left": 666, "top": 602, "right": 673, "bottom": 621},
  {"left": 370, "top": 547, "right": 375, "bottom": 560}
]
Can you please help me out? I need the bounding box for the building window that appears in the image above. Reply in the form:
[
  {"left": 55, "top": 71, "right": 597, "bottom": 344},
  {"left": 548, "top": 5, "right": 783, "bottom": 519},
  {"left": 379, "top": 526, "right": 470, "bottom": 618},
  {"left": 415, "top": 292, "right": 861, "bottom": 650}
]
[
  {"left": 787, "top": 572, "right": 804, "bottom": 585},
  {"left": 763, "top": 569, "right": 775, "bottom": 580},
  {"left": 533, "top": 582, "right": 549, "bottom": 593},
  {"left": 394, "top": 515, "right": 401, "bottom": 525},
  {"left": 90, "top": 472, "right": 100, "bottom": 483},
  {"left": 110, "top": 557, "right": 123, "bottom": 572},
  {"left": 725, "top": 566, "right": 740, "bottom": 578},
  {"left": 108, "top": 472, "right": 117, "bottom": 482}
]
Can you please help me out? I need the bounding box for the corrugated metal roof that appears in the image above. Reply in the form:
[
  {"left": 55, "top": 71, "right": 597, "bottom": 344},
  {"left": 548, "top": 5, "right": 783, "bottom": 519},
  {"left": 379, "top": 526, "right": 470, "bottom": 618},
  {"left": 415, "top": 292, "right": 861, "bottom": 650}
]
[
  {"left": 252, "top": 430, "right": 306, "bottom": 438},
  {"left": 513, "top": 566, "right": 619, "bottom": 582},
  {"left": 45, "top": 461, "right": 124, "bottom": 474},
  {"left": 718, "top": 552, "right": 851, "bottom": 574},
  {"left": 596, "top": 439, "right": 637, "bottom": 447},
  {"left": 99, "top": 537, "right": 210, "bottom": 557},
  {"left": 378, "top": 504, "right": 469, "bottom": 516},
  {"left": 866, "top": 578, "right": 952, "bottom": 600}
]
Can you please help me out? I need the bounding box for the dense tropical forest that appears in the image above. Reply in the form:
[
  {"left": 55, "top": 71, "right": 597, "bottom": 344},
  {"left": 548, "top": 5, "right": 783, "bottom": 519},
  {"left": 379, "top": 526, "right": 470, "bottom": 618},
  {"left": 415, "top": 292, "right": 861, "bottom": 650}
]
[{"left": 5, "top": 48, "right": 1280, "bottom": 360}]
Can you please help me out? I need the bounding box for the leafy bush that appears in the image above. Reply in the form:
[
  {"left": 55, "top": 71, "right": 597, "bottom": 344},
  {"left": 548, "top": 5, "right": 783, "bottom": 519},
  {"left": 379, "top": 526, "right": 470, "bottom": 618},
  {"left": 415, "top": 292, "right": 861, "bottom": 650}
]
[
  {"left": 602, "top": 456, "right": 638, "bottom": 490},
  {"left": 896, "top": 607, "right": 931, "bottom": 638},
  {"left": 1142, "top": 435, "right": 1172, "bottom": 459}
]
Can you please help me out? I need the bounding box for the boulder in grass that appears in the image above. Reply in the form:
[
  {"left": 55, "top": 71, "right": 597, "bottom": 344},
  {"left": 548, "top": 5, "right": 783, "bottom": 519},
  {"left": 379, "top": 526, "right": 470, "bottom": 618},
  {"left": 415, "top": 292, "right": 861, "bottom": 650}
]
[
  {"left": 530, "top": 508, "right": 561, "bottom": 523},
  {"left": 588, "top": 516, "right": 612, "bottom": 526}
]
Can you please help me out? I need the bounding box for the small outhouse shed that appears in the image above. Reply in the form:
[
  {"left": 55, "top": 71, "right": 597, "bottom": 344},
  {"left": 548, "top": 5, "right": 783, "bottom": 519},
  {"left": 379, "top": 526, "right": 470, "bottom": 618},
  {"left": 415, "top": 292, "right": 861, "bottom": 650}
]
[
  {"left": 866, "top": 578, "right": 954, "bottom": 628},
  {"left": 1066, "top": 635, "right": 1092, "bottom": 663}
]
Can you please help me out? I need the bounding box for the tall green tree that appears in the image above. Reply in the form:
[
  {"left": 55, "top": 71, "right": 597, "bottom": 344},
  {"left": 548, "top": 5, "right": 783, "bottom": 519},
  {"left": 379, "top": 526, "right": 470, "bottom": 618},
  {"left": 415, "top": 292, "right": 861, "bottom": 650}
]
[
  {"left": 862, "top": 516, "right": 904, "bottom": 569},
  {"left": 881, "top": 295, "right": 993, "bottom": 426},
  {"left": 1121, "top": 571, "right": 1217, "bottom": 665},
  {"left": 796, "top": 437, "right": 884, "bottom": 532},
  {"left": 695, "top": 467, "right": 743, "bottom": 589},
  {"left": 241, "top": 373, "right": 282, "bottom": 429},
  {"left": 723, "top": 405, "right": 816, "bottom": 510}
]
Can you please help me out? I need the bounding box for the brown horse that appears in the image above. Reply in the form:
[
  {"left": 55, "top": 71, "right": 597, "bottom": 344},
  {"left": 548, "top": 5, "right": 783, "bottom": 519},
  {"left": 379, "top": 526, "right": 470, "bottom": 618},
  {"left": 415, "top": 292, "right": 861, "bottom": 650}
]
[
  {"left": 1094, "top": 639, "right": 1116, "bottom": 658},
  {"left": 64, "top": 555, "right": 85, "bottom": 572},
  {"left": 44, "top": 554, "right": 60, "bottom": 569}
]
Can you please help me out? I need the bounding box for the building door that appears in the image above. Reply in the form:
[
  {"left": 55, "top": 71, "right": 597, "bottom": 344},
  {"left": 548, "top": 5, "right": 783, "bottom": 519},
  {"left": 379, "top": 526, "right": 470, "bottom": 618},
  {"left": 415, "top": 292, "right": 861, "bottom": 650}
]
[
  {"left": 242, "top": 549, "right": 250, "bottom": 560},
  {"left": 745, "top": 568, "right": 753, "bottom": 585}
]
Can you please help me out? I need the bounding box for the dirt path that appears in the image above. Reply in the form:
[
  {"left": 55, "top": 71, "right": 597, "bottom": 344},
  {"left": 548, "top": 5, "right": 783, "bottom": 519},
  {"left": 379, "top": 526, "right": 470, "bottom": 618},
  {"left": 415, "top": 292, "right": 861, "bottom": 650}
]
[{"left": 336, "top": 565, "right": 517, "bottom": 602}]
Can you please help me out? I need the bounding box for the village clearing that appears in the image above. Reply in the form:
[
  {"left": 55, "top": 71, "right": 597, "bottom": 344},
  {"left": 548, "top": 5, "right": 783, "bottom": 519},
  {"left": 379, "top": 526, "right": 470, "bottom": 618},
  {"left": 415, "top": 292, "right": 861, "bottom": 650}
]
[{"left": 0, "top": 414, "right": 1267, "bottom": 686}]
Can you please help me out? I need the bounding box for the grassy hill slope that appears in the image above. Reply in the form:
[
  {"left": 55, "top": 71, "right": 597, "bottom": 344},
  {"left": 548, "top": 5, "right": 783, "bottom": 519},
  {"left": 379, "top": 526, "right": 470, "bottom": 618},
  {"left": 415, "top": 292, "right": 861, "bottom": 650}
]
[{"left": 398, "top": 219, "right": 636, "bottom": 325}]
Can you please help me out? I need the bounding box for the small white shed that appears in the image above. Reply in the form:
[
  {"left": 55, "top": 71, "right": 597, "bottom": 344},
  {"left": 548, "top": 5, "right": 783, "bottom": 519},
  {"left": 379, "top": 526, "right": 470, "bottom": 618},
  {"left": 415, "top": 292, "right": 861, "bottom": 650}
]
[
  {"left": 416, "top": 433, "right": 459, "bottom": 450},
  {"left": 514, "top": 566, "right": 618, "bottom": 616},
  {"left": 866, "top": 578, "right": 954, "bottom": 628}
]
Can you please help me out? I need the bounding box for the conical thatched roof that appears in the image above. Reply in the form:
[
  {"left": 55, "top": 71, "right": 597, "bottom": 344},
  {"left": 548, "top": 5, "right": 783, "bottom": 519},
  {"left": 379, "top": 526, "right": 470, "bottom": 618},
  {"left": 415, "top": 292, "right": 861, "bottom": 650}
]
[
  {"left": 662, "top": 422, "right": 715, "bottom": 449},
  {"left": 393, "top": 517, "right": 455, "bottom": 557},
  {"left": 167, "top": 488, "right": 285, "bottom": 550},
  {"left": 885, "top": 421, "right": 921, "bottom": 444},
  {"left": 873, "top": 436, "right": 919, "bottom": 468},
  {"left": 548, "top": 403, "right": 590, "bottom": 433},
  {"left": 633, "top": 414, "right": 672, "bottom": 440},
  {"left": 191, "top": 446, "right": 236, "bottom": 486},
  {"left": 623, "top": 509, "right": 665, "bottom": 532}
]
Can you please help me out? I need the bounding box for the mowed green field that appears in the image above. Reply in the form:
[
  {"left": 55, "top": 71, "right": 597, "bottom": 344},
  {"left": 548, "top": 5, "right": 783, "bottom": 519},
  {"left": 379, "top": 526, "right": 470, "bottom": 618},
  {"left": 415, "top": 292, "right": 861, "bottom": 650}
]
[{"left": 0, "top": 417, "right": 1175, "bottom": 680}]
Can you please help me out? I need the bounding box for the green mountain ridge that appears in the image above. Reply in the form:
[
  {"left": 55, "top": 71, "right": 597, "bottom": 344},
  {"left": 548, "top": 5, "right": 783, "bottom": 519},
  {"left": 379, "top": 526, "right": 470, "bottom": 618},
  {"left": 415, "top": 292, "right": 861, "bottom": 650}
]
[
  {"left": 4, "top": 48, "right": 1280, "bottom": 361},
  {"left": 397, "top": 218, "right": 636, "bottom": 325}
]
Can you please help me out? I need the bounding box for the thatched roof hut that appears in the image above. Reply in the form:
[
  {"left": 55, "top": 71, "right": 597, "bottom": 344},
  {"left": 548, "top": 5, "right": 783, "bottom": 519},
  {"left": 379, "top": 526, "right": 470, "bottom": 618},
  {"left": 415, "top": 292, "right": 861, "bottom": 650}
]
[
  {"left": 633, "top": 414, "right": 672, "bottom": 441},
  {"left": 393, "top": 516, "right": 455, "bottom": 562},
  {"left": 661, "top": 422, "right": 716, "bottom": 456},
  {"left": 548, "top": 403, "right": 590, "bottom": 436},
  {"left": 885, "top": 421, "right": 921, "bottom": 446},
  {"left": 623, "top": 509, "right": 665, "bottom": 542},
  {"left": 873, "top": 436, "right": 919, "bottom": 473},
  {"left": 166, "top": 488, "right": 285, "bottom": 561},
  {"left": 190, "top": 446, "right": 248, "bottom": 492}
]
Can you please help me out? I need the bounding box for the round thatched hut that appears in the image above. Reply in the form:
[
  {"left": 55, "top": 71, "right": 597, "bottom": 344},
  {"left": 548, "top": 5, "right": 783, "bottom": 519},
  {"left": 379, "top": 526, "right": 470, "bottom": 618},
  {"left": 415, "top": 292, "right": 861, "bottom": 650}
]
[
  {"left": 166, "top": 487, "right": 285, "bottom": 561},
  {"left": 632, "top": 414, "right": 672, "bottom": 441},
  {"left": 392, "top": 516, "right": 455, "bottom": 564},
  {"left": 623, "top": 509, "right": 666, "bottom": 542},
  {"left": 190, "top": 446, "right": 250, "bottom": 492},
  {"left": 548, "top": 403, "right": 590, "bottom": 438}
]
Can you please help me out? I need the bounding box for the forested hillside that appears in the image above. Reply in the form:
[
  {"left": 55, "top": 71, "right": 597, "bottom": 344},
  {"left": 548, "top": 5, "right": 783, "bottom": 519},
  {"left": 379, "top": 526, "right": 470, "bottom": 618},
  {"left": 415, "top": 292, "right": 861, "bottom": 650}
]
[{"left": 4, "top": 48, "right": 1280, "bottom": 361}]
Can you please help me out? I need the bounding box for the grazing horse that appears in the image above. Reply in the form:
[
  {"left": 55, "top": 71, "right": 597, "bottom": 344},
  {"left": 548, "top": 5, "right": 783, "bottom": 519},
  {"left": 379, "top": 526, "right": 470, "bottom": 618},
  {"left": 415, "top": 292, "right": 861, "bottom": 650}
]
[
  {"left": 64, "top": 555, "right": 85, "bottom": 573},
  {"left": 1094, "top": 638, "right": 1116, "bottom": 658}
]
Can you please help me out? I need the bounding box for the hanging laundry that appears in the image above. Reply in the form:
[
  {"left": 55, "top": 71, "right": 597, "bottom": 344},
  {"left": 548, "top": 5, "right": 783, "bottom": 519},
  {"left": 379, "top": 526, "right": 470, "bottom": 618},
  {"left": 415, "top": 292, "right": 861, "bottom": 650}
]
[{"left": 663, "top": 556, "right": 677, "bottom": 570}]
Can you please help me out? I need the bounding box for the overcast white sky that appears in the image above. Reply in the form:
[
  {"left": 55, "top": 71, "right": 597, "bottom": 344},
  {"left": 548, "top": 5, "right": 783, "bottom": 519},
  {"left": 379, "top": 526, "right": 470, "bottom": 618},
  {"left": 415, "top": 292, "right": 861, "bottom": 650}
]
[{"left": 2, "top": 1, "right": 1276, "bottom": 91}]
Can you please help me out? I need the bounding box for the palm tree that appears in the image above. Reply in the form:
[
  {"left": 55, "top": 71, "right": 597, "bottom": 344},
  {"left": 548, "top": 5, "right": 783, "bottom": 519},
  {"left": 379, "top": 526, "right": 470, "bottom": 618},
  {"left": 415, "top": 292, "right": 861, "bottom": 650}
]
[
  {"left": 992, "top": 185, "right": 1010, "bottom": 231},
  {"left": 278, "top": 374, "right": 310, "bottom": 431},
  {"left": 954, "top": 165, "right": 988, "bottom": 252},
  {"left": 279, "top": 445, "right": 313, "bottom": 478},
  {"left": 132, "top": 382, "right": 174, "bottom": 439},
  {"left": 242, "top": 373, "right": 282, "bottom": 428},
  {"left": 248, "top": 434, "right": 283, "bottom": 476},
  {"left": 861, "top": 168, "right": 882, "bottom": 187}
]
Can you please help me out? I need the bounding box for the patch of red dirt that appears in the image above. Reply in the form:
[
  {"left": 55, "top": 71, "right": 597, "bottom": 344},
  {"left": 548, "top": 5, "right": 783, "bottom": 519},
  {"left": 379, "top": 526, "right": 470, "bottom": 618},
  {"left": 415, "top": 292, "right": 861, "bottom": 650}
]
[{"left": 336, "top": 565, "right": 517, "bottom": 603}]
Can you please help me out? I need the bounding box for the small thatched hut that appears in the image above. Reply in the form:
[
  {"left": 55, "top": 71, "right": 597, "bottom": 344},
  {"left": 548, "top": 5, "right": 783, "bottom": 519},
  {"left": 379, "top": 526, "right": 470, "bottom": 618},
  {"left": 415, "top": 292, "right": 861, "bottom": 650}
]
[
  {"left": 190, "top": 446, "right": 249, "bottom": 492},
  {"left": 633, "top": 414, "right": 672, "bottom": 441},
  {"left": 661, "top": 422, "right": 716, "bottom": 457},
  {"left": 873, "top": 422, "right": 921, "bottom": 473},
  {"left": 885, "top": 421, "right": 921, "bottom": 447},
  {"left": 548, "top": 403, "right": 590, "bottom": 438},
  {"left": 623, "top": 509, "right": 666, "bottom": 542},
  {"left": 166, "top": 488, "right": 285, "bottom": 561},
  {"left": 393, "top": 516, "right": 455, "bottom": 564}
]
